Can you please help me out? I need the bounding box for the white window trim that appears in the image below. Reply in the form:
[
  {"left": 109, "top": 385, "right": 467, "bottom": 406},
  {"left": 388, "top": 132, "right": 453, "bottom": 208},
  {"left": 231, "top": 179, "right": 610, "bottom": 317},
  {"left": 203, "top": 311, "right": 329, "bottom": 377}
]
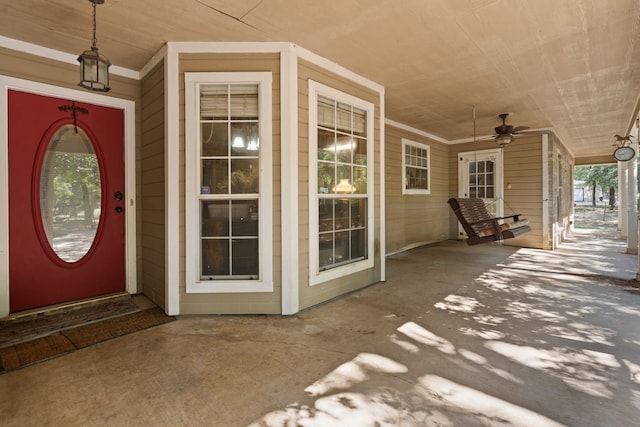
[
  {"left": 185, "top": 72, "right": 273, "bottom": 293},
  {"left": 402, "top": 138, "right": 431, "bottom": 195},
  {"left": 308, "top": 80, "right": 375, "bottom": 286}
]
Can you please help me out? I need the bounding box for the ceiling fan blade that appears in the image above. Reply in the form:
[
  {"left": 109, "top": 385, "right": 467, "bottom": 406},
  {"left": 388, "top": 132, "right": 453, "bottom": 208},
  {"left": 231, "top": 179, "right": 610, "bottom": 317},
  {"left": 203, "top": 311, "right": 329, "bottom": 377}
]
[
  {"left": 494, "top": 124, "right": 513, "bottom": 134},
  {"left": 513, "top": 129, "right": 548, "bottom": 135},
  {"left": 511, "top": 126, "right": 530, "bottom": 133},
  {"left": 476, "top": 135, "right": 496, "bottom": 142}
]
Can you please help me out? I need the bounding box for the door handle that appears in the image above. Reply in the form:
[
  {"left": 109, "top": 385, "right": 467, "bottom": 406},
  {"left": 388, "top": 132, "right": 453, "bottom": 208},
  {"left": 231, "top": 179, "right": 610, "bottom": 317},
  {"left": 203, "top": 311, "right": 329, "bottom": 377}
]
[
  {"left": 114, "top": 191, "right": 123, "bottom": 201},
  {"left": 115, "top": 206, "right": 123, "bottom": 213}
]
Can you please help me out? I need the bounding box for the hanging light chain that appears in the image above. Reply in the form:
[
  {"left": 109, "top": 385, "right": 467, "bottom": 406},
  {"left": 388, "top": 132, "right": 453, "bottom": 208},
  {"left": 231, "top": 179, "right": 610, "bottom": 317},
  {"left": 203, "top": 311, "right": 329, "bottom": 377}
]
[{"left": 91, "top": 1, "right": 98, "bottom": 50}]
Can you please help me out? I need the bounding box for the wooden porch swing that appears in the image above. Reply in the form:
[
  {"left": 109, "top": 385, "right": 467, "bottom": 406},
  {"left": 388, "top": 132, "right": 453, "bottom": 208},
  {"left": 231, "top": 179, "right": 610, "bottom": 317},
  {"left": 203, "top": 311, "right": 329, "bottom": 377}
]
[
  {"left": 449, "top": 108, "right": 532, "bottom": 245},
  {"left": 448, "top": 197, "right": 531, "bottom": 245}
]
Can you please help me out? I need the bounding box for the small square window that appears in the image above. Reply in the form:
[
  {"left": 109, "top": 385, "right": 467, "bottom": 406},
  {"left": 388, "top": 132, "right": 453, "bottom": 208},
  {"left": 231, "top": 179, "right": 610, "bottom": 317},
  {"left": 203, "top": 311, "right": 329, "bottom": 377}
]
[{"left": 402, "top": 139, "right": 430, "bottom": 195}]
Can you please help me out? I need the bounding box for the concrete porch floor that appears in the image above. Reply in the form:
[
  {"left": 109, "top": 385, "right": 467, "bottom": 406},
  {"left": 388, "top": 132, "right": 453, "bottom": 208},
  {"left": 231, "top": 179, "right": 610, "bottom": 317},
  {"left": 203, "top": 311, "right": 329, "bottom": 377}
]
[{"left": 2, "top": 230, "right": 640, "bottom": 426}]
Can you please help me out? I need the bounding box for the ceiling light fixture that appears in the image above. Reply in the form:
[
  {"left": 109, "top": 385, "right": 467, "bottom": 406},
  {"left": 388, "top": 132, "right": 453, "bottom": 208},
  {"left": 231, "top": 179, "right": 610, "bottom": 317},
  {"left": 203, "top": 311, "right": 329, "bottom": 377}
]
[
  {"left": 495, "top": 134, "right": 513, "bottom": 148},
  {"left": 78, "top": 0, "right": 111, "bottom": 92}
]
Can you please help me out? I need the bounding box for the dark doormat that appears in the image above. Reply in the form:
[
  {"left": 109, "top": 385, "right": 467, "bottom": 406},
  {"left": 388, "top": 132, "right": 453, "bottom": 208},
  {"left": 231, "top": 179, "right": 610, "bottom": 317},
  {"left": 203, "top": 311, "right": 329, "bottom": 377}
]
[
  {"left": 0, "top": 294, "right": 139, "bottom": 347},
  {"left": 0, "top": 303, "right": 174, "bottom": 374}
]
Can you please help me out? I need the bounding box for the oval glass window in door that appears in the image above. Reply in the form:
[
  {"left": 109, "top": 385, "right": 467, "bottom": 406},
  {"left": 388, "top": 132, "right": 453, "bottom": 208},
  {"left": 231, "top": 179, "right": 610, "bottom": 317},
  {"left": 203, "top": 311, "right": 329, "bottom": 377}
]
[{"left": 40, "top": 125, "right": 102, "bottom": 263}]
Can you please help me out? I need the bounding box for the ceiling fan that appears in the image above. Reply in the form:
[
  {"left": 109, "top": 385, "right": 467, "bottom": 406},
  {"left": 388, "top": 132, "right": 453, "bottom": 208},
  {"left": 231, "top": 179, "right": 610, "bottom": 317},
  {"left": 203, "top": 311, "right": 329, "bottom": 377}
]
[{"left": 492, "top": 113, "right": 530, "bottom": 148}]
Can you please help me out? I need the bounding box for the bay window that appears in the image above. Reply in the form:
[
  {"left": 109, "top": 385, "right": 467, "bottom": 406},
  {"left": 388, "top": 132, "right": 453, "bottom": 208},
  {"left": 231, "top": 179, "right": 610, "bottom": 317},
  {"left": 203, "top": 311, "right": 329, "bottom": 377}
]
[
  {"left": 309, "top": 81, "right": 375, "bottom": 284},
  {"left": 185, "top": 72, "right": 272, "bottom": 293}
]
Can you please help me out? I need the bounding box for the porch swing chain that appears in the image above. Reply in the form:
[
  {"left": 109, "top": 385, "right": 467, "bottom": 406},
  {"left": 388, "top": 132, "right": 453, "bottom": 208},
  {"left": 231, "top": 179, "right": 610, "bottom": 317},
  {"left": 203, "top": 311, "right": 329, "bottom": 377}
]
[
  {"left": 472, "top": 106, "right": 477, "bottom": 164},
  {"left": 484, "top": 195, "right": 519, "bottom": 218}
]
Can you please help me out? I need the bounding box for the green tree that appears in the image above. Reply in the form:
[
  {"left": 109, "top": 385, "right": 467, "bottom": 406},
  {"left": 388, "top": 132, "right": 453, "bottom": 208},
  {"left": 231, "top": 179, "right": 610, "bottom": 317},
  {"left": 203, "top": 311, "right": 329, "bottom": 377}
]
[{"left": 574, "top": 165, "right": 618, "bottom": 206}]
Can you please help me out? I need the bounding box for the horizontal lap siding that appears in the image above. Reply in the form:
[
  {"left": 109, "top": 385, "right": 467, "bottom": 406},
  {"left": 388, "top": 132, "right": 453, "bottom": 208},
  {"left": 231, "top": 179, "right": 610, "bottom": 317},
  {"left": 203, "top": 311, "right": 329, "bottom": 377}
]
[
  {"left": 178, "top": 53, "right": 282, "bottom": 314},
  {"left": 0, "top": 47, "right": 139, "bottom": 98},
  {"left": 298, "top": 59, "right": 382, "bottom": 311},
  {"left": 141, "top": 62, "right": 167, "bottom": 309},
  {"left": 385, "top": 125, "right": 450, "bottom": 254},
  {"left": 503, "top": 136, "right": 543, "bottom": 248}
]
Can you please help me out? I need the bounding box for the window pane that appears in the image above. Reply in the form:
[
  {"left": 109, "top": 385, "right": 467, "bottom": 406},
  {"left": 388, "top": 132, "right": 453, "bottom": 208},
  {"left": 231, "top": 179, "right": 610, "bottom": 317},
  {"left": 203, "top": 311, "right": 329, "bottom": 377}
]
[
  {"left": 201, "top": 122, "right": 228, "bottom": 156},
  {"left": 200, "top": 85, "right": 228, "bottom": 120},
  {"left": 350, "top": 198, "right": 366, "bottom": 228},
  {"left": 335, "top": 135, "right": 353, "bottom": 164},
  {"left": 353, "top": 166, "right": 367, "bottom": 194},
  {"left": 231, "top": 200, "right": 258, "bottom": 236},
  {"left": 419, "top": 169, "right": 428, "bottom": 189},
  {"left": 318, "top": 129, "right": 336, "bottom": 161},
  {"left": 230, "top": 122, "right": 259, "bottom": 156},
  {"left": 353, "top": 107, "right": 366, "bottom": 137},
  {"left": 318, "top": 96, "right": 335, "bottom": 128},
  {"left": 40, "top": 125, "right": 100, "bottom": 263},
  {"left": 335, "top": 165, "right": 352, "bottom": 191},
  {"left": 229, "top": 85, "right": 258, "bottom": 119},
  {"left": 202, "top": 159, "right": 228, "bottom": 194},
  {"left": 319, "top": 199, "right": 335, "bottom": 228},
  {"left": 335, "top": 199, "right": 350, "bottom": 230},
  {"left": 336, "top": 102, "right": 351, "bottom": 133},
  {"left": 486, "top": 161, "right": 494, "bottom": 172},
  {"left": 334, "top": 231, "right": 350, "bottom": 264},
  {"left": 232, "top": 239, "right": 259, "bottom": 275},
  {"left": 351, "top": 229, "right": 366, "bottom": 259},
  {"left": 231, "top": 159, "right": 259, "bottom": 194},
  {"left": 354, "top": 137, "right": 366, "bottom": 165},
  {"left": 202, "top": 201, "right": 230, "bottom": 236},
  {"left": 319, "top": 233, "right": 334, "bottom": 268},
  {"left": 202, "top": 239, "right": 229, "bottom": 276},
  {"left": 318, "top": 162, "right": 335, "bottom": 194}
]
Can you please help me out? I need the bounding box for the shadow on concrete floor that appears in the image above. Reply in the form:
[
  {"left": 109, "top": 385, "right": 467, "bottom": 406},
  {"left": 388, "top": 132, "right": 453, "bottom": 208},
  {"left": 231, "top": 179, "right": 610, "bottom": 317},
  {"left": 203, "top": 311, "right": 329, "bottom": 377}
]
[{"left": 1, "top": 228, "right": 639, "bottom": 426}]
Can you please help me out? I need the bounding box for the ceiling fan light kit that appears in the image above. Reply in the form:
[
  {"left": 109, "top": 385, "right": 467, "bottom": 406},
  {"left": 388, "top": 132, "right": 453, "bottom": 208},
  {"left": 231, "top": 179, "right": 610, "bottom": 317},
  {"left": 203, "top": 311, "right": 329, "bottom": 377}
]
[
  {"left": 495, "top": 133, "right": 513, "bottom": 147},
  {"left": 492, "top": 113, "right": 530, "bottom": 148}
]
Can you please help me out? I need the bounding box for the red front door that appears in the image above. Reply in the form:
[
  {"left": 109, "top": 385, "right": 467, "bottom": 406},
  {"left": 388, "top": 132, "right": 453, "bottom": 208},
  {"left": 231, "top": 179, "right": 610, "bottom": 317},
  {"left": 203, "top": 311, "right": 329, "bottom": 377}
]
[{"left": 8, "top": 90, "right": 125, "bottom": 313}]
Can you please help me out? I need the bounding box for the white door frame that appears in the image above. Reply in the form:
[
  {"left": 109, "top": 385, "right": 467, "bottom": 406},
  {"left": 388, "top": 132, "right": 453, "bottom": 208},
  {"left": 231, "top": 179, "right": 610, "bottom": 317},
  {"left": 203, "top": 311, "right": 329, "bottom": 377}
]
[
  {"left": 0, "top": 76, "right": 137, "bottom": 317},
  {"left": 457, "top": 149, "right": 504, "bottom": 237}
]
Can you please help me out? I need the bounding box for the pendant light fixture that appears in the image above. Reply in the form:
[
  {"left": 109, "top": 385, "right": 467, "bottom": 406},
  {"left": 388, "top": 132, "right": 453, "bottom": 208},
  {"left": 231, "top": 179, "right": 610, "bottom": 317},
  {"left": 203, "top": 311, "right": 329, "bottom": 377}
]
[{"left": 78, "top": 0, "right": 111, "bottom": 92}]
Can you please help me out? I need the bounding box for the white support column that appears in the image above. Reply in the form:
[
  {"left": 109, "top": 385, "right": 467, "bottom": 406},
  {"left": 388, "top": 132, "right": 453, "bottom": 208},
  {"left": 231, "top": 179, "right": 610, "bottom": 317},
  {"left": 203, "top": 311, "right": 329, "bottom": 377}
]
[
  {"left": 627, "top": 140, "right": 638, "bottom": 254},
  {"left": 618, "top": 163, "right": 623, "bottom": 230},
  {"left": 621, "top": 162, "right": 629, "bottom": 235}
]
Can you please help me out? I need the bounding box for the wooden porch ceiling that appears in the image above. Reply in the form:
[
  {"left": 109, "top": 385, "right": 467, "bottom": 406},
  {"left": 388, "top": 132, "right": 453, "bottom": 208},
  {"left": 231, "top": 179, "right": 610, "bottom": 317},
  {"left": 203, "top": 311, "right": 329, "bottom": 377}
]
[{"left": 1, "top": 0, "right": 639, "bottom": 159}]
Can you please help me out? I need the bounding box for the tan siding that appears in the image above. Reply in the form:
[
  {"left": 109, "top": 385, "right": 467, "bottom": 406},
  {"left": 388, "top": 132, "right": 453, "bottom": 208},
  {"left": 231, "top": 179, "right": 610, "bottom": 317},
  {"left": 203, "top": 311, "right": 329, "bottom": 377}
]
[
  {"left": 298, "top": 59, "right": 383, "bottom": 311},
  {"left": 385, "top": 125, "right": 451, "bottom": 254},
  {"left": 141, "top": 61, "right": 167, "bottom": 309},
  {"left": 0, "top": 47, "right": 139, "bottom": 99},
  {"left": 178, "top": 53, "right": 282, "bottom": 314},
  {"left": 505, "top": 136, "right": 545, "bottom": 249}
]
